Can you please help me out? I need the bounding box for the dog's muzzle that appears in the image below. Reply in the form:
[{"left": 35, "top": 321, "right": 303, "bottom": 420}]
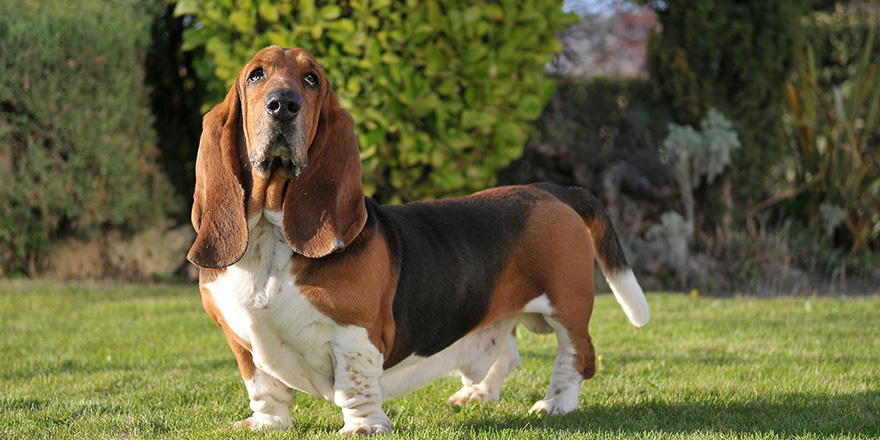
[
  {"left": 252, "top": 150, "right": 306, "bottom": 179},
  {"left": 251, "top": 89, "right": 307, "bottom": 178}
]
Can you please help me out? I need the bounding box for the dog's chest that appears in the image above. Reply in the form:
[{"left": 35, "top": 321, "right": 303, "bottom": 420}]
[{"left": 205, "top": 212, "right": 336, "bottom": 397}]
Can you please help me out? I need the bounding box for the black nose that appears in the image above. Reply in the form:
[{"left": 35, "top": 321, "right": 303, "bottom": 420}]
[{"left": 266, "top": 90, "right": 301, "bottom": 121}]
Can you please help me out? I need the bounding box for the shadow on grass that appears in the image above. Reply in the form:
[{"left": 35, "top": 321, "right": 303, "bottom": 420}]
[{"left": 461, "top": 392, "right": 880, "bottom": 437}]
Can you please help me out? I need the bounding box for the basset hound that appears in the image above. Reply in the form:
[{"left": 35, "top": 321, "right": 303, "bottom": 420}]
[{"left": 188, "top": 46, "right": 650, "bottom": 435}]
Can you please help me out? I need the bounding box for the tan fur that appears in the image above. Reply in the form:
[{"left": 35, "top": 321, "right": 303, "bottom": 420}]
[
  {"left": 187, "top": 82, "right": 248, "bottom": 269},
  {"left": 475, "top": 197, "right": 597, "bottom": 379},
  {"left": 188, "top": 46, "right": 366, "bottom": 268},
  {"left": 280, "top": 89, "right": 366, "bottom": 258}
]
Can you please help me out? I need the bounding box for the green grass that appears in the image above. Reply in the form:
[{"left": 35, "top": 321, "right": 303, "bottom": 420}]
[{"left": 1, "top": 281, "right": 878, "bottom": 439}]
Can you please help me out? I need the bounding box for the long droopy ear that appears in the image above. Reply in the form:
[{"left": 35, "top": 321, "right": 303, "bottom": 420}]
[
  {"left": 283, "top": 90, "right": 367, "bottom": 258},
  {"left": 187, "top": 81, "right": 249, "bottom": 268}
]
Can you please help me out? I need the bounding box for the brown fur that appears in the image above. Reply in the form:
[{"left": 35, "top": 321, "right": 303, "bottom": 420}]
[
  {"left": 475, "top": 199, "right": 598, "bottom": 379},
  {"left": 291, "top": 227, "right": 399, "bottom": 356}
]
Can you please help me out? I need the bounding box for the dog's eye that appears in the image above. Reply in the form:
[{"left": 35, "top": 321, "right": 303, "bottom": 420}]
[
  {"left": 248, "top": 68, "right": 265, "bottom": 83},
  {"left": 303, "top": 73, "right": 318, "bottom": 89}
]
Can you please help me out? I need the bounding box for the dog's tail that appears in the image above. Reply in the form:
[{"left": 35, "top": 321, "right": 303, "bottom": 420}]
[{"left": 533, "top": 183, "right": 650, "bottom": 327}]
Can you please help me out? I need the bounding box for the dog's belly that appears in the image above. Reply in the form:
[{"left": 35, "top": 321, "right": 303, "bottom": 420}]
[
  {"left": 381, "top": 316, "right": 520, "bottom": 398},
  {"left": 206, "top": 216, "right": 338, "bottom": 399}
]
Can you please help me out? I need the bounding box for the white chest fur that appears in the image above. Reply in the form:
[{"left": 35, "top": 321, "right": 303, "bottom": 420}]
[{"left": 205, "top": 210, "right": 337, "bottom": 399}]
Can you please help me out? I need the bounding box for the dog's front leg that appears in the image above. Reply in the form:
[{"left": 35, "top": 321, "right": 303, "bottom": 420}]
[
  {"left": 238, "top": 369, "right": 296, "bottom": 430},
  {"left": 331, "top": 326, "right": 392, "bottom": 435}
]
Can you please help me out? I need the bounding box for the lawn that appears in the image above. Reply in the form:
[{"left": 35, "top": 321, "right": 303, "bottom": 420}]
[{"left": 1, "top": 281, "right": 878, "bottom": 439}]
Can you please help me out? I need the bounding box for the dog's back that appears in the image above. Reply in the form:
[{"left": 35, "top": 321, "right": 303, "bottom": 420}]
[{"left": 372, "top": 183, "right": 649, "bottom": 370}]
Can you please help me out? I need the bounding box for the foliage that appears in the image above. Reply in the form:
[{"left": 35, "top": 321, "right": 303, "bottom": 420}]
[
  {"left": 802, "top": 4, "right": 880, "bottom": 87},
  {"left": 776, "top": 25, "right": 880, "bottom": 252},
  {"left": 174, "top": 0, "right": 577, "bottom": 203},
  {"left": 3, "top": 282, "right": 880, "bottom": 438},
  {"left": 144, "top": 2, "right": 205, "bottom": 200},
  {"left": 661, "top": 109, "right": 740, "bottom": 241},
  {"left": 646, "top": 211, "right": 692, "bottom": 241},
  {"left": 538, "top": 76, "right": 671, "bottom": 161},
  {"left": 708, "top": 218, "right": 880, "bottom": 295},
  {"left": 0, "top": 0, "right": 178, "bottom": 275},
  {"left": 663, "top": 109, "right": 741, "bottom": 187},
  {"left": 646, "top": 0, "right": 808, "bottom": 215},
  {"left": 502, "top": 76, "right": 672, "bottom": 187}
]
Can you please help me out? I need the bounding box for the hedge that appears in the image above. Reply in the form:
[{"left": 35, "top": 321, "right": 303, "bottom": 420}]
[
  {"left": 0, "top": 0, "right": 177, "bottom": 275},
  {"left": 174, "top": 0, "right": 576, "bottom": 203}
]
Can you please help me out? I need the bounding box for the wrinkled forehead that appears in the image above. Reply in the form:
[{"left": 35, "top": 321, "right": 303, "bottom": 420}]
[{"left": 243, "top": 46, "right": 323, "bottom": 78}]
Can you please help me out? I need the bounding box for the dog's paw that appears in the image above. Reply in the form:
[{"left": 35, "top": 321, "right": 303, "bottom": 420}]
[
  {"left": 339, "top": 415, "right": 392, "bottom": 436},
  {"left": 233, "top": 414, "right": 293, "bottom": 431},
  {"left": 447, "top": 385, "right": 499, "bottom": 407},
  {"left": 528, "top": 398, "right": 577, "bottom": 416}
]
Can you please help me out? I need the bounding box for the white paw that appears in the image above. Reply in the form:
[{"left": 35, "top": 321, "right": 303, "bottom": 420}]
[
  {"left": 447, "top": 385, "right": 499, "bottom": 407},
  {"left": 339, "top": 415, "right": 392, "bottom": 436},
  {"left": 528, "top": 398, "right": 577, "bottom": 416},
  {"left": 233, "top": 413, "right": 293, "bottom": 431}
]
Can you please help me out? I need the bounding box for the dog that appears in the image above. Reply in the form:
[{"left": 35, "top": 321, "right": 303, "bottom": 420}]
[{"left": 187, "top": 46, "right": 650, "bottom": 435}]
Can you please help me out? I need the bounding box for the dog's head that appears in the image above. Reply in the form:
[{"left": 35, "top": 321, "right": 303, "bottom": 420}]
[{"left": 187, "top": 46, "right": 367, "bottom": 268}]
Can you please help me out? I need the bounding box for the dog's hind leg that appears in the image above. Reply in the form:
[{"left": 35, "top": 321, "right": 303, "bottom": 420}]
[
  {"left": 523, "top": 292, "right": 596, "bottom": 416},
  {"left": 528, "top": 316, "right": 592, "bottom": 416},
  {"left": 447, "top": 324, "right": 522, "bottom": 407}
]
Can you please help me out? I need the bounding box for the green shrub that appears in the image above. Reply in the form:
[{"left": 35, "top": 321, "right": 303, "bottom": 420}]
[
  {"left": 646, "top": 1, "right": 808, "bottom": 216},
  {"left": 0, "top": 0, "right": 177, "bottom": 275},
  {"left": 502, "top": 75, "right": 673, "bottom": 190},
  {"left": 174, "top": 0, "right": 576, "bottom": 203},
  {"left": 780, "top": 26, "right": 880, "bottom": 252},
  {"left": 747, "top": 7, "right": 880, "bottom": 253},
  {"left": 802, "top": 5, "right": 880, "bottom": 87},
  {"left": 529, "top": 76, "right": 672, "bottom": 166}
]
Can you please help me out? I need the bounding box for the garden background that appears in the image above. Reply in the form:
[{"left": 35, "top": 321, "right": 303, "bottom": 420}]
[{"left": 1, "top": 0, "right": 878, "bottom": 293}]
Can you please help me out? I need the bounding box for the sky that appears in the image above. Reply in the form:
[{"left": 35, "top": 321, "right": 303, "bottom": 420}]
[
  {"left": 564, "top": 0, "right": 666, "bottom": 15},
  {"left": 564, "top": 0, "right": 625, "bottom": 14}
]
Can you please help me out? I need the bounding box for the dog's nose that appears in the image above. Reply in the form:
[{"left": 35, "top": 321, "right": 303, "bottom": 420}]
[{"left": 266, "top": 90, "right": 301, "bottom": 121}]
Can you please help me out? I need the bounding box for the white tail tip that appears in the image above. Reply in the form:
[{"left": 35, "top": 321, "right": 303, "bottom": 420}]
[{"left": 606, "top": 269, "right": 650, "bottom": 327}]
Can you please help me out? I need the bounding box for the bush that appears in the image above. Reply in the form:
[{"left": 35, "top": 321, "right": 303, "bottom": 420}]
[
  {"left": 0, "top": 0, "right": 177, "bottom": 275},
  {"left": 496, "top": 75, "right": 676, "bottom": 245},
  {"left": 802, "top": 4, "right": 880, "bottom": 87},
  {"left": 174, "top": 0, "right": 576, "bottom": 203},
  {"left": 646, "top": 1, "right": 808, "bottom": 217},
  {"left": 779, "top": 21, "right": 880, "bottom": 252},
  {"left": 501, "top": 76, "right": 673, "bottom": 188}
]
